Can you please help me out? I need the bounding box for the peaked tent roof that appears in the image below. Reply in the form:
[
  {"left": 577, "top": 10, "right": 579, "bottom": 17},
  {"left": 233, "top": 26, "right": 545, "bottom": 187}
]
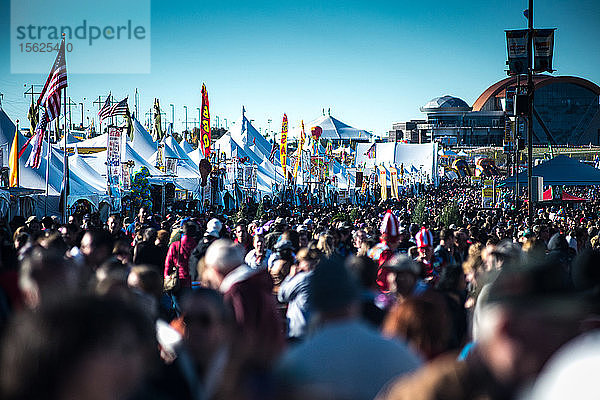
[
  {"left": 0, "top": 107, "right": 19, "bottom": 148},
  {"left": 298, "top": 115, "right": 372, "bottom": 141},
  {"left": 501, "top": 155, "right": 600, "bottom": 186},
  {"left": 131, "top": 118, "right": 158, "bottom": 159},
  {"left": 180, "top": 139, "right": 194, "bottom": 153}
]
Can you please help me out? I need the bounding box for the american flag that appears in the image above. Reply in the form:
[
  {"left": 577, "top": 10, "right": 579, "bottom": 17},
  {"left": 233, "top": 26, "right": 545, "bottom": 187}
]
[
  {"left": 25, "top": 112, "right": 49, "bottom": 168},
  {"left": 268, "top": 142, "right": 278, "bottom": 163},
  {"left": 110, "top": 97, "right": 129, "bottom": 116},
  {"left": 23, "top": 39, "right": 67, "bottom": 168},
  {"left": 98, "top": 95, "right": 112, "bottom": 121}
]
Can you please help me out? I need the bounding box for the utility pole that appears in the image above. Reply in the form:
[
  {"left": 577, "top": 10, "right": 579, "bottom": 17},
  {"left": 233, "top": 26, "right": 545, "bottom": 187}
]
[
  {"left": 65, "top": 97, "right": 77, "bottom": 131},
  {"left": 527, "top": 0, "right": 534, "bottom": 226},
  {"left": 93, "top": 94, "right": 113, "bottom": 135}
]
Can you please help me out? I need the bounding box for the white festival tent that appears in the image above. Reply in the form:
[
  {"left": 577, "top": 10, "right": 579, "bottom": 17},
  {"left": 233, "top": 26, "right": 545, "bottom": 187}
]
[
  {"left": 290, "top": 114, "right": 372, "bottom": 141},
  {"left": 1, "top": 107, "right": 110, "bottom": 217},
  {"left": 355, "top": 141, "right": 440, "bottom": 186}
]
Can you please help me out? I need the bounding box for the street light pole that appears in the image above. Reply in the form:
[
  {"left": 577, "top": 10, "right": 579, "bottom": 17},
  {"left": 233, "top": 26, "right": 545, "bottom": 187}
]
[
  {"left": 184, "top": 105, "right": 188, "bottom": 141},
  {"left": 80, "top": 102, "right": 84, "bottom": 127},
  {"left": 527, "top": 0, "right": 534, "bottom": 226},
  {"left": 170, "top": 104, "right": 174, "bottom": 131}
]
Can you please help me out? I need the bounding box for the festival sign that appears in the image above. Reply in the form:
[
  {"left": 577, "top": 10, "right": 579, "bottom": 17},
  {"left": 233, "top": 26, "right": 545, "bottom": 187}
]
[
  {"left": 200, "top": 83, "right": 211, "bottom": 158},
  {"left": 482, "top": 179, "right": 496, "bottom": 208},
  {"left": 107, "top": 126, "right": 122, "bottom": 188},
  {"left": 280, "top": 114, "right": 288, "bottom": 178}
]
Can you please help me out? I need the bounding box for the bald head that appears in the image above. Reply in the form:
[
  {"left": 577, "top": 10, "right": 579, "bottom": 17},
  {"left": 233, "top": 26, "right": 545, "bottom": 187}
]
[{"left": 204, "top": 239, "right": 245, "bottom": 275}]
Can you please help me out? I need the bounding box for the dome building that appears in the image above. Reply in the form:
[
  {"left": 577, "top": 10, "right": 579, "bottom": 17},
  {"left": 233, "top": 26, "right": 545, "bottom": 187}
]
[
  {"left": 473, "top": 75, "right": 600, "bottom": 145},
  {"left": 390, "top": 74, "right": 600, "bottom": 146}
]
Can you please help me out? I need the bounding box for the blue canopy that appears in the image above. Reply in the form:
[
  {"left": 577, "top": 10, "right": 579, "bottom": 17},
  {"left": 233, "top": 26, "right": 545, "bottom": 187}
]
[{"left": 500, "top": 155, "right": 600, "bottom": 186}]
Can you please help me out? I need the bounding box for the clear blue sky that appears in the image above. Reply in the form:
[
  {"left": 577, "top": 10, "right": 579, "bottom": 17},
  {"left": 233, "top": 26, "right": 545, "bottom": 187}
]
[{"left": 1, "top": 0, "right": 599, "bottom": 138}]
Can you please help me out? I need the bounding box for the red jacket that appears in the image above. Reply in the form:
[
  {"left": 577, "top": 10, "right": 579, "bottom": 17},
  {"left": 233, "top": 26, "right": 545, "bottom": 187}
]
[{"left": 164, "top": 235, "right": 198, "bottom": 288}]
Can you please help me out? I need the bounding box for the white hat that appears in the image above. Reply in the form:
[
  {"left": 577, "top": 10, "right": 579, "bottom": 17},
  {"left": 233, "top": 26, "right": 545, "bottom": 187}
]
[{"left": 205, "top": 218, "right": 222, "bottom": 238}]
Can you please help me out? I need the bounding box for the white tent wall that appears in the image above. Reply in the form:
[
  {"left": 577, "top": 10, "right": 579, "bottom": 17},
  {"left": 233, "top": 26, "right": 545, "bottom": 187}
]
[{"left": 355, "top": 142, "right": 439, "bottom": 186}]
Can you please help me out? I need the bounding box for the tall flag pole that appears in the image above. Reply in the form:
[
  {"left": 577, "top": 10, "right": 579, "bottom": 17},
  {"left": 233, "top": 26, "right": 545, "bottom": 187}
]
[
  {"left": 200, "top": 84, "right": 211, "bottom": 159},
  {"left": 9, "top": 120, "right": 19, "bottom": 187},
  {"left": 24, "top": 37, "right": 67, "bottom": 169},
  {"left": 280, "top": 114, "right": 288, "bottom": 183}
]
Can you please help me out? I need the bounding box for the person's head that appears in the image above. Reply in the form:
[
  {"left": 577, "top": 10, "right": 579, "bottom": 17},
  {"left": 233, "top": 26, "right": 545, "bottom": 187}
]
[
  {"left": 204, "top": 218, "right": 222, "bottom": 239},
  {"left": 142, "top": 227, "right": 157, "bottom": 243},
  {"left": 79, "top": 229, "right": 114, "bottom": 270},
  {"left": 308, "top": 256, "right": 359, "bottom": 320},
  {"left": 137, "top": 207, "right": 149, "bottom": 223},
  {"left": 253, "top": 234, "right": 265, "bottom": 254},
  {"left": 477, "top": 258, "right": 590, "bottom": 388},
  {"left": 385, "top": 254, "right": 421, "bottom": 298},
  {"left": 155, "top": 230, "right": 170, "bottom": 247},
  {"left": 440, "top": 228, "right": 455, "bottom": 247},
  {"left": 380, "top": 211, "right": 400, "bottom": 248},
  {"left": 107, "top": 214, "right": 121, "bottom": 235},
  {"left": 345, "top": 255, "right": 377, "bottom": 290},
  {"left": 203, "top": 239, "right": 245, "bottom": 289},
  {"left": 127, "top": 265, "right": 163, "bottom": 299},
  {"left": 0, "top": 295, "right": 156, "bottom": 400},
  {"left": 352, "top": 229, "right": 367, "bottom": 250},
  {"left": 26, "top": 216, "right": 40, "bottom": 232},
  {"left": 176, "top": 289, "right": 233, "bottom": 372},
  {"left": 415, "top": 227, "right": 434, "bottom": 261},
  {"left": 234, "top": 223, "right": 246, "bottom": 242},
  {"left": 19, "top": 247, "right": 79, "bottom": 309},
  {"left": 296, "top": 247, "right": 321, "bottom": 273},
  {"left": 382, "top": 297, "right": 451, "bottom": 360}
]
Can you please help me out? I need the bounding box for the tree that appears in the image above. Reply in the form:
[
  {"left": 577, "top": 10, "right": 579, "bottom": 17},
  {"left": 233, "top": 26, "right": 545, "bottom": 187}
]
[{"left": 411, "top": 199, "right": 428, "bottom": 226}]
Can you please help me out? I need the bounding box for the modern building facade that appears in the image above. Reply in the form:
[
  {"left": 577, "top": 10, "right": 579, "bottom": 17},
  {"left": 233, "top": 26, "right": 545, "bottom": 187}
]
[{"left": 391, "top": 75, "right": 600, "bottom": 146}]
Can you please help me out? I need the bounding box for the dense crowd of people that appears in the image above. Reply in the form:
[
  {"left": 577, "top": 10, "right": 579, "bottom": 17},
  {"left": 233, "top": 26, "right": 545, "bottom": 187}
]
[{"left": 0, "top": 179, "right": 599, "bottom": 399}]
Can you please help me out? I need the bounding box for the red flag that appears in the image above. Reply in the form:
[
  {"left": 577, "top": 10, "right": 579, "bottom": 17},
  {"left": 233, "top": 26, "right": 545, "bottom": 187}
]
[{"left": 200, "top": 83, "right": 211, "bottom": 158}]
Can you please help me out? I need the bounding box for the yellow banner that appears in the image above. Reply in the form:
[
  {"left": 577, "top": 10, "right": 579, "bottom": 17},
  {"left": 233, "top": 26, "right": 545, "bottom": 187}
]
[
  {"left": 390, "top": 165, "right": 399, "bottom": 200},
  {"left": 293, "top": 120, "right": 305, "bottom": 180},
  {"left": 280, "top": 114, "right": 288, "bottom": 178},
  {"left": 379, "top": 165, "right": 387, "bottom": 201}
]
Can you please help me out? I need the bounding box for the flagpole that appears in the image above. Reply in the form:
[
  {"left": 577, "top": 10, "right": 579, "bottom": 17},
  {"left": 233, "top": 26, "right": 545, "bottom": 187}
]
[
  {"left": 63, "top": 47, "right": 68, "bottom": 223},
  {"left": 44, "top": 106, "right": 50, "bottom": 216},
  {"left": 15, "top": 120, "right": 19, "bottom": 188}
]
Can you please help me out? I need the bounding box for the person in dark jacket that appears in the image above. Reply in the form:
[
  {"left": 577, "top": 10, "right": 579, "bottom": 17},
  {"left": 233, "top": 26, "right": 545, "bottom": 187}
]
[
  {"left": 203, "top": 239, "right": 285, "bottom": 365},
  {"left": 188, "top": 218, "right": 222, "bottom": 282}
]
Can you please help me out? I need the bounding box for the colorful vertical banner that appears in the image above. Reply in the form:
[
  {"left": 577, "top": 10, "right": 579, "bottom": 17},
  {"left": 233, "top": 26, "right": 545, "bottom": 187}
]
[
  {"left": 379, "top": 165, "right": 388, "bottom": 201},
  {"left": 534, "top": 29, "right": 555, "bottom": 73},
  {"left": 107, "top": 126, "right": 122, "bottom": 189},
  {"left": 280, "top": 114, "right": 288, "bottom": 178},
  {"left": 200, "top": 83, "right": 211, "bottom": 158},
  {"left": 389, "top": 165, "right": 399, "bottom": 200},
  {"left": 293, "top": 120, "right": 306, "bottom": 180},
  {"left": 506, "top": 29, "right": 528, "bottom": 75}
]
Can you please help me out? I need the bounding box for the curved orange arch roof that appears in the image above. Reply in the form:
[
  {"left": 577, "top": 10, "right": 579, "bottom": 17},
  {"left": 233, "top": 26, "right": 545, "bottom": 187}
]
[{"left": 472, "top": 75, "right": 600, "bottom": 111}]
